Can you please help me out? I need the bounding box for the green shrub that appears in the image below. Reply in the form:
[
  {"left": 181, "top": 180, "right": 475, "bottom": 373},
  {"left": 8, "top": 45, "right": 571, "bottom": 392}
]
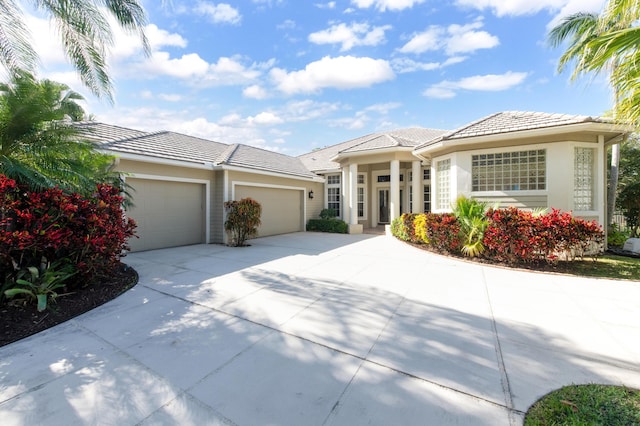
[
  {"left": 319, "top": 208, "right": 337, "bottom": 220},
  {"left": 306, "top": 218, "right": 347, "bottom": 233},
  {"left": 224, "top": 198, "right": 262, "bottom": 246},
  {"left": 608, "top": 224, "right": 629, "bottom": 247},
  {"left": 391, "top": 214, "right": 418, "bottom": 242}
]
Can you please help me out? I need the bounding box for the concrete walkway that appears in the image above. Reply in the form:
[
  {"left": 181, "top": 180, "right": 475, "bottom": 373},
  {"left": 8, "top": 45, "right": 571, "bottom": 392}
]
[{"left": 1, "top": 233, "right": 639, "bottom": 425}]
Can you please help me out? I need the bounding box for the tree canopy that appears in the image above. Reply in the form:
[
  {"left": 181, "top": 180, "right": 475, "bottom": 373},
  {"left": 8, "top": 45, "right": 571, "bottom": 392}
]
[
  {"left": 0, "top": 0, "right": 149, "bottom": 100},
  {"left": 0, "top": 71, "right": 116, "bottom": 194}
]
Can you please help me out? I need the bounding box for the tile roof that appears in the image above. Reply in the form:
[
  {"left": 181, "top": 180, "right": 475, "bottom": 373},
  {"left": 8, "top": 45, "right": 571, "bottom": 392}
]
[
  {"left": 415, "top": 111, "right": 609, "bottom": 150},
  {"left": 220, "top": 144, "right": 319, "bottom": 178},
  {"left": 80, "top": 122, "right": 319, "bottom": 179},
  {"left": 299, "top": 127, "right": 448, "bottom": 172}
]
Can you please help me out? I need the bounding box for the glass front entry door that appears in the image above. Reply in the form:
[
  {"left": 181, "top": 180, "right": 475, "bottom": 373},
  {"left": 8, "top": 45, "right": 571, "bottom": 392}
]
[{"left": 378, "top": 189, "right": 389, "bottom": 224}]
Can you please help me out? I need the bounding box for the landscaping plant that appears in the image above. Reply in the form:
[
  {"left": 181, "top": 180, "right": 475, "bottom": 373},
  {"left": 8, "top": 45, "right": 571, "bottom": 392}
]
[
  {"left": 4, "top": 258, "right": 76, "bottom": 312},
  {"left": 452, "top": 196, "right": 490, "bottom": 257},
  {"left": 224, "top": 198, "right": 262, "bottom": 246},
  {"left": 307, "top": 208, "right": 347, "bottom": 233},
  {"left": 0, "top": 175, "right": 137, "bottom": 309}
]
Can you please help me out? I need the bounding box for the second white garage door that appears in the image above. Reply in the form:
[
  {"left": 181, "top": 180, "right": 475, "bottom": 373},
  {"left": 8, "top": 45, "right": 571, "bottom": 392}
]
[
  {"left": 234, "top": 185, "right": 303, "bottom": 236},
  {"left": 127, "top": 178, "right": 206, "bottom": 251}
]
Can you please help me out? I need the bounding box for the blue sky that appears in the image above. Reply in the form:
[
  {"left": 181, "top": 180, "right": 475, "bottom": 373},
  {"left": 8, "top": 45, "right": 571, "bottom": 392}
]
[{"left": 25, "top": 0, "right": 610, "bottom": 155}]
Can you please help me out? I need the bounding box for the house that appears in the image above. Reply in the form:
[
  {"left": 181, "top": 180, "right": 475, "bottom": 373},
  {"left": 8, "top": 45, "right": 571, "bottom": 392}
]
[{"left": 81, "top": 111, "right": 629, "bottom": 252}]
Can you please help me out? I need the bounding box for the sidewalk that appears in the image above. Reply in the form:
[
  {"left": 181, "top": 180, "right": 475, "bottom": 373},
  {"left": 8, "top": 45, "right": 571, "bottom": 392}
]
[{"left": 1, "top": 233, "right": 639, "bottom": 425}]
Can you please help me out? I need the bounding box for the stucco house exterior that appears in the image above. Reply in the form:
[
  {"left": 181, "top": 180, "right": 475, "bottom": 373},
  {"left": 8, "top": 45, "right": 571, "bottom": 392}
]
[{"left": 81, "top": 111, "right": 629, "bottom": 252}]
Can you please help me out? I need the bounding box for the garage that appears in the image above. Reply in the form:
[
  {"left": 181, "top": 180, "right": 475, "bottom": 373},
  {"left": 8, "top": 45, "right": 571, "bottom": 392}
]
[
  {"left": 234, "top": 185, "right": 304, "bottom": 236},
  {"left": 126, "top": 178, "right": 206, "bottom": 251}
]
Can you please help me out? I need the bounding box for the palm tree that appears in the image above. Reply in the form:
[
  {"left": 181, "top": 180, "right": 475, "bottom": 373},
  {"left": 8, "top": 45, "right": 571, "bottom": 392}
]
[
  {"left": 548, "top": 3, "right": 635, "bottom": 229},
  {"left": 0, "top": 71, "right": 116, "bottom": 194},
  {"left": 0, "top": 0, "right": 149, "bottom": 100}
]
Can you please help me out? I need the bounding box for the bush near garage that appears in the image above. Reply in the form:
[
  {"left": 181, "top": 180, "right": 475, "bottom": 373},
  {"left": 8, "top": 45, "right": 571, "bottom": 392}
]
[
  {"left": 307, "top": 218, "right": 348, "bottom": 234},
  {"left": 0, "top": 174, "right": 137, "bottom": 308},
  {"left": 307, "top": 207, "right": 347, "bottom": 233},
  {"left": 391, "top": 207, "right": 603, "bottom": 264},
  {"left": 224, "top": 197, "right": 262, "bottom": 247}
]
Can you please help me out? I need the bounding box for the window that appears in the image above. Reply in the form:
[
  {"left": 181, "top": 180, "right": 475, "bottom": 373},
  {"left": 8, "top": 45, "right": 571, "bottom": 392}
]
[
  {"left": 423, "top": 169, "right": 431, "bottom": 180},
  {"left": 471, "top": 150, "right": 546, "bottom": 192},
  {"left": 574, "top": 147, "right": 595, "bottom": 210},
  {"left": 436, "top": 159, "right": 450, "bottom": 210},
  {"left": 326, "top": 174, "right": 341, "bottom": 216},
  {"left": 357, "top": 174, "right": 366, "bottom": 218},
  {"left": 423, "top": 185, "right": 431, "bottom": 212}
]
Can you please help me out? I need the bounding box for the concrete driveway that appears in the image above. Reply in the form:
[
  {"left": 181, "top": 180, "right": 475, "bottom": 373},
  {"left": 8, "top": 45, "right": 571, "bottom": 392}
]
[{"left": 1, "top": 233, "right": 639, "bottom": 425}]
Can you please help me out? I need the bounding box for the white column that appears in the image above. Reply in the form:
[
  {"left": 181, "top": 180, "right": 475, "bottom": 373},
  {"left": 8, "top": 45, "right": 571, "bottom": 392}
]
[
  {"left": 411, "top": 160, "right": 421, "bottom": 213},
  {"left": 390, "top": 159, "right": 400, "bottom": 221},
  {"left": 349, "top": 163, "right": 358, "bottom": 225},
  {"left": 341, "top": 167, "right": 349, "bottom": 220}
]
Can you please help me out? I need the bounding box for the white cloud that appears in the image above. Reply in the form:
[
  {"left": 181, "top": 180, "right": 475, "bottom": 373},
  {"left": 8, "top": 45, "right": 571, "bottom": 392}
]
[
  {"left": 398, "top": 27, "right": 442, "bottom": 54},
  {"left": 146, "top": 24, "right": 188, "bottom": 49},
  {"left": 270, "top": 56, "right": 395, "bottom": 94},
  {"left": 315, "top": 2, "right": 337, "bottom": 9},
  {"left": 249, "top": 112, "right": 284, "bottom": 125},
  {"left": 309, "top": 22, "right": 392, "bottom": 51},
  {"left": 194, "top": 2, "right": 241, "bottom": 24},
  {"left": 351, "top": 0, "right": 426, "bottom": 11},
  {"left": 140, "top": 52, "right": 210, "bottom": 78},
  {"left": 445, "top": 21, "right": 499, "bottom": 55},
  {"left": 455, "top": 0, "right": 565, "bottom": 16},
  {"left": 455, "top": 0, "right": 605, "bottom": 28},
  {"left": 423, "top": 71, "right": 529, "bottom": 98},
  {"left": 547, "top": 0, "right": 605, "bottom": 29},
  {"left": 399, "top": 19, "right": 498, "bottom": 55},
  {"left": 392, "top": 56, "right": 467, "bottom": 73},
  {"left": 243, "top": 84, "right": 268, "bottom": 99},
  {"left": 158, "top": 93, "right": 183, "bottom": 102}
]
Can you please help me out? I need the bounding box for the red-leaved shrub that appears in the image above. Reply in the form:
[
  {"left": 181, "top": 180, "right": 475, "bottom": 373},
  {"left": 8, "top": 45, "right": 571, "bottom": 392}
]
[
  {"left": 483, "top": 207, "right": 603, "bottom": 264},
  {"left": 422, "top": 213, "right": 462, "bottom": 253},
  {"left": 0, "top": 175, "right": 137, "bottom": 287}
]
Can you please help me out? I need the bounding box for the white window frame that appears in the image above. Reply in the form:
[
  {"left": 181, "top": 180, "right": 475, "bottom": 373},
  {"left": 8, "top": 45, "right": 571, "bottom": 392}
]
[
  {"left": 470, "top": 147, "right": 547, "bottom": 196},
  {"left": 435, "top": 158, "right": 452, "bottom": 212},
  {"left": 573, "top": 145, "right": 597, "bottom": 214},
  {"left": 325, "top": 173, "right": 341, "bottom": 218},
  {"left": 357, "top": 173, "right": 367, "bottom": 220}
]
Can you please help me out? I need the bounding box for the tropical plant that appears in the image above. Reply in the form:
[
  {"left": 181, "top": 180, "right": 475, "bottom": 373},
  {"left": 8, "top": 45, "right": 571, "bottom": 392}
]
[
  {"left": 547, "top": 3, "right": 634, "bottom": 228},
  {"left": 0, "top": 0, "right": 149, "bottom": 100},
  {"left": 0, "top": 71, "right": 117, "bottom": 194},
  {"left": 452, "top": 196, "right": 489, "bottom": 257},
  {"left": 224, "top": 198, "right": 262, "bottom": 247},
  {"left": 4, "top": 258, "right": 76, "bottom": 312}
]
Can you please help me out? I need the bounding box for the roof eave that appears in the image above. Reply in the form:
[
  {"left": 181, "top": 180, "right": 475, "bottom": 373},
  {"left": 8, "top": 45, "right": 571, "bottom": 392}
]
[
  {"left": 413, "top": 122, "right": 630, "bottom": 156},
  {"left": 331, "top": 146, "right": 414, "bottom": 162},
  {"left": 101, "top": 150, "right": 216, "bottom": 170},
  {"left": 220, "top": 164, "right": 324, "bottom": 182}
]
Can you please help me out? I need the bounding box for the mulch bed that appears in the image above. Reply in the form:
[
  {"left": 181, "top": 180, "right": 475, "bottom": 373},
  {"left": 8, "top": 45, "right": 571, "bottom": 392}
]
[{"left": 0, "top": 262, "right": 138, "bottom": 348}]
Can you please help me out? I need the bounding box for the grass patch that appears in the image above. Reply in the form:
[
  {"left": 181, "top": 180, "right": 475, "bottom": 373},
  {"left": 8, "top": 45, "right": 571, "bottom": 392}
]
[
  {"left": 552, "top": 254, "right": 640, "bottom": 281},
  {"left": 524, "top": 384, "right": 640, "bottom": 425}
]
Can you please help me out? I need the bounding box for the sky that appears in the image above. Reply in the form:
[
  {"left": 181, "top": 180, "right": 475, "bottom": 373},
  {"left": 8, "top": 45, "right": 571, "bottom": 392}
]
[{"left": 22, "top": 0, "right": 612, "bottom": 155}]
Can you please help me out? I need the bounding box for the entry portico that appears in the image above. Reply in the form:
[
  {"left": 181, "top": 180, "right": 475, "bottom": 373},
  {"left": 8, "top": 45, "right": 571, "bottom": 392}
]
[{"left": 299, "top": 128, "right": 449, "bottom": 232}]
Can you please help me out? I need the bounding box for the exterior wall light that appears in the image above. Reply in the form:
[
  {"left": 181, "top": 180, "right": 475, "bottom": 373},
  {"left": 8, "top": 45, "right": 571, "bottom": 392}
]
[{"left": 308, "top": 190, "right": 314, "bottom": 199}]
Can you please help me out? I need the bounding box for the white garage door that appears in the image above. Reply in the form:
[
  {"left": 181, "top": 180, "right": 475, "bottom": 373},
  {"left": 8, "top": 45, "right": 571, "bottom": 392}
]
[
  {"left": 127, "top": 178, "right": 205, "bottom": 251},
  {"left": 234, "top": 185, "right": 303, "bottom": 236}
]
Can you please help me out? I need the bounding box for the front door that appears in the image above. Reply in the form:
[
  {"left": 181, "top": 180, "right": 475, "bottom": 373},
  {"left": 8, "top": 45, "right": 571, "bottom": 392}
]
[{"left": 379, "top": 189, "right": 389, "bottom": 224}]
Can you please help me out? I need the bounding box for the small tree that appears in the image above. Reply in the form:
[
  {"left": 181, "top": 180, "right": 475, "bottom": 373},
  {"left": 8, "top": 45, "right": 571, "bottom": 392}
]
[
  {"left": 224, "top": 198, "right": 262, "bottom": 247},
  {"left": 617, "top": 182, "right": 640, "bottom": 237}
]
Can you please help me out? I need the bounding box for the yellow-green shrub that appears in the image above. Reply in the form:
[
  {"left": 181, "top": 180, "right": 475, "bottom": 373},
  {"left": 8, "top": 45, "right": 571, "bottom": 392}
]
[{"left": 413, "top": 214, "right": 429, "bottom": 244}]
